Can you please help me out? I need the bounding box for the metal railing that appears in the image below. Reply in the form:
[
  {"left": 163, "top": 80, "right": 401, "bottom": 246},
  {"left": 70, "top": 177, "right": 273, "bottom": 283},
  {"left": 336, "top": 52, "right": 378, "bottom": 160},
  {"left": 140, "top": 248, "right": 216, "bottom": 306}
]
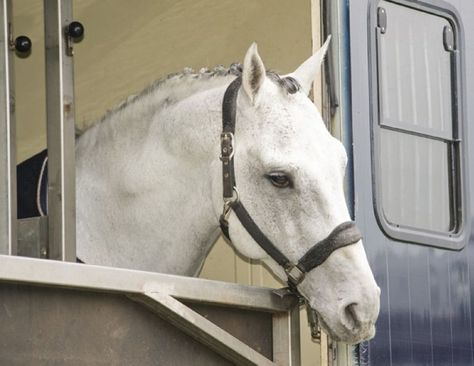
[
  {"left": 0, "top": 0, "right": 76, "bottom": 260},
  {"left": 0, "top": 0, "right": 16, "bottom": 256},
  {"left": 0, "top": 255, "right": 301, "bottom": 365}
]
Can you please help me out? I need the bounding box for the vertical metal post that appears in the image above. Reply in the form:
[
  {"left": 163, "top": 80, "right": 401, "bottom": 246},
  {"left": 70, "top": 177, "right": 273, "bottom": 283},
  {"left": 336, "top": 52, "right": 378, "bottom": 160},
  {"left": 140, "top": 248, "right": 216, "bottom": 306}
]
[
  {"left": 44, "top": 0, "right": 76, "bottom": 261},
  {"left": 272, "top": 307, "right": 301, "bottom": 365},
  {"left": 0, "top": 0, "right": 16, "bottom": 256}
]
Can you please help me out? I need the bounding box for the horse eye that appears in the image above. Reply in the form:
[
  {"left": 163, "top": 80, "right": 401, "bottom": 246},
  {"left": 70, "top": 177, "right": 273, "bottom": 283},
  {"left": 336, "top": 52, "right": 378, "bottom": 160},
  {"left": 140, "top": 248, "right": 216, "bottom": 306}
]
[{"left": 266, "top": 172, "right": 292, "bottom": 188}]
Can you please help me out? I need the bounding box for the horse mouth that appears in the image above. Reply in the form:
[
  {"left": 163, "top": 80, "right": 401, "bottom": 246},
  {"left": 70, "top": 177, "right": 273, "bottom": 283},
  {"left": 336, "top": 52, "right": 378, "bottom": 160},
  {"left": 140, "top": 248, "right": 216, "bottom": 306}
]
[{"left": 317, "top": 312, "right": 376, "bottom": 344}]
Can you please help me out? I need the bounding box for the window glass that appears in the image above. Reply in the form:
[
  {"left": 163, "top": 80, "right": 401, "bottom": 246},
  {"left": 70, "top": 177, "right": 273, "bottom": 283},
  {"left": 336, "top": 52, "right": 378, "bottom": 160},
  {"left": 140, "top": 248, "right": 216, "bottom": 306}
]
[
  {"left": 380, "top": 129, "right": 452, "bottom": 232},
  {"left": 378, "top": 1, "right": 453, "bottom": 140}
]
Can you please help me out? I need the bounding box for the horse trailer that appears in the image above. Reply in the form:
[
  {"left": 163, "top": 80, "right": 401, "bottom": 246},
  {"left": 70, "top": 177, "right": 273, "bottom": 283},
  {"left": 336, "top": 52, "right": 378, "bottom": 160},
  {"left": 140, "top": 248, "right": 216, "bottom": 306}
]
[
  {"left": 1, "top": 0, "right": 474, "bottom": 366},
  {"left": 347, "top": 0, "right": 474, "bottom": 365}
]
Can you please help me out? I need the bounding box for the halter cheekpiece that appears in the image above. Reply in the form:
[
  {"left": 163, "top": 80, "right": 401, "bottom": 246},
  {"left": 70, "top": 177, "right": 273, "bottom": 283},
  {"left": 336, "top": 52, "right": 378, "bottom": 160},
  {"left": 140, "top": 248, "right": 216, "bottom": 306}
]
[{"left": 218, "top": 77, "right": 362, "bottom": 298}]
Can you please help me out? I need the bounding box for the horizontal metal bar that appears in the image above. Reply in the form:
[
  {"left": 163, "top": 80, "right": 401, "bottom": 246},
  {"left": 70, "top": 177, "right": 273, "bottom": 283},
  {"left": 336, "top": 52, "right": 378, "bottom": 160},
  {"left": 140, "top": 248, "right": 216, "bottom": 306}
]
[
  {"left": 0, "top": 255, "right": 296, "bottom": 312},
  {"left": 130, "top": 292, "right": 277, "bottom": 366},
  {"left": 380, "top": 122, "right": 458, "bottom": 143}
]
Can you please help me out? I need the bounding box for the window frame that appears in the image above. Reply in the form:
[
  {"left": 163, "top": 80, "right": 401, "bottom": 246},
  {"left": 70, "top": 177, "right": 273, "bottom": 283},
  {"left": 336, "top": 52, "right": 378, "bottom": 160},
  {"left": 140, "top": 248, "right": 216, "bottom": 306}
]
[{"left": 368, "top": 0, "right": 469, "bottom": 249}]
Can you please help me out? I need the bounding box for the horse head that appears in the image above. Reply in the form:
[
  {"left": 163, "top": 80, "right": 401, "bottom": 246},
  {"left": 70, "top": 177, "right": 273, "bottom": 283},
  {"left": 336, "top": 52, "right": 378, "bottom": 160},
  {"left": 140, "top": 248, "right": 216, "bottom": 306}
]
[{"left": 212, "top": 38, "right": 380, "bottom": 344}]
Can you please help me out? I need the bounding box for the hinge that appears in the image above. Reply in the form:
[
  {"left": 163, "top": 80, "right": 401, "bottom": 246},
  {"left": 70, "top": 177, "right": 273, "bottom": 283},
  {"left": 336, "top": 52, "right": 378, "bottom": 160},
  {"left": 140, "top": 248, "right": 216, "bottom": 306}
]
[
  {"left": 443, "top": 25, "right": 455, "bottom": 51},
  {"left": 377, "top": 7, "right": 387, "bottom": 34}
]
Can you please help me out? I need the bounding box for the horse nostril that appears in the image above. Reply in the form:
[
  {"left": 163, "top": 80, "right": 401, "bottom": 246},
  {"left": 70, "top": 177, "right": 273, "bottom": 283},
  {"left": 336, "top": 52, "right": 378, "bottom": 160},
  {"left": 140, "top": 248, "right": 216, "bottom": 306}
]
[{"left": 343, "top": 303, "right": 360, "bottom": 329}]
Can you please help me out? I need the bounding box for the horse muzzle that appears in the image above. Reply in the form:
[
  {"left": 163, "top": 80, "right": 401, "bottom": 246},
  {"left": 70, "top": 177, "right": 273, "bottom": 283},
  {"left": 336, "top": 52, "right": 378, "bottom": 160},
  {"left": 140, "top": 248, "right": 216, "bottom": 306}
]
[{"left": 314, "top": 283, "right": 381, "bottom": 344}]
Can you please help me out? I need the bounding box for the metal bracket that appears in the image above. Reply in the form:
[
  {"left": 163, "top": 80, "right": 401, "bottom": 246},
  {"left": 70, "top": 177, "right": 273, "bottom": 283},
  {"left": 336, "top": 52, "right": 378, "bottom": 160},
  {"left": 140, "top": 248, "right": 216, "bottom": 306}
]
[
  {"left": 65, "top": 27, "right": 74, "bottom": 56},
  {"left": 377, "top": 7, "right": 387, "bottom": 34},
  {"left": 7, "top": 21, "right": 12, "bottom": 48},
  {"left": 305, "top": 302, "right": 321, "bottom": 342},
  {"left": 443, "top": 25, "right": 455, "bottom": 51}
]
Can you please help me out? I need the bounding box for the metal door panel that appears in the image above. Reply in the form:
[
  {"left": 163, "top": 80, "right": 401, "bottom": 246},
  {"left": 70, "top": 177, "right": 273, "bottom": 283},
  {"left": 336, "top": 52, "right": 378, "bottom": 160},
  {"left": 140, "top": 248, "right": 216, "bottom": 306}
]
[
  {"left": 406, "top": 248, "right": 432, "bottom": 365},
  {"left": 386, "top": 244, "right": 411, "bottom": 365},
  {"left": 429, "top": 249, "right": 454, "bottom": 365},
  {"left": 449, "top": 250, "right": 472, "bottom": 364},
  {"left": 0, "top": 283, "right": 274, "bottom": 365},
  {"left": 349, "top": 0, "right": 474, "bottom": 365}
]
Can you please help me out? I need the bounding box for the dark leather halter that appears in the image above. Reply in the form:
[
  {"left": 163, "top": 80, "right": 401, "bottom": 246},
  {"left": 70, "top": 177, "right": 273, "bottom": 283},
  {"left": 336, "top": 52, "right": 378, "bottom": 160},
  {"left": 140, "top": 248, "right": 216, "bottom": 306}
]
[{"left": 218, "top": 77, "right": 362, "bottom": 297}]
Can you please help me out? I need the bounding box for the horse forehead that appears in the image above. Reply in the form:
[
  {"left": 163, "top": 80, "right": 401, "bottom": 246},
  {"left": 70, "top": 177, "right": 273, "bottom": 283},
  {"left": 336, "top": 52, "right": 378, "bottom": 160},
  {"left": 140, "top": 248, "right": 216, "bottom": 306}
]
[
  {"left": 255, "top": 93, "right": 328, "bottom": 140},
  {"left": 242, "top": 88, "right": 345, "bottom": 161},
  {"left": 259, "top": 115, "right": 339, "bottom": 157}
]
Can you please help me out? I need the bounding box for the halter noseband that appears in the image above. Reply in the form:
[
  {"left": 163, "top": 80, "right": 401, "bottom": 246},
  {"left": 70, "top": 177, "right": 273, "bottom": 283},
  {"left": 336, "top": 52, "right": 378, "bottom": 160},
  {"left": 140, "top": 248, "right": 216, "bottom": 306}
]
[{"left": 218, "top": 77, "right": 362, "bottom": 297}]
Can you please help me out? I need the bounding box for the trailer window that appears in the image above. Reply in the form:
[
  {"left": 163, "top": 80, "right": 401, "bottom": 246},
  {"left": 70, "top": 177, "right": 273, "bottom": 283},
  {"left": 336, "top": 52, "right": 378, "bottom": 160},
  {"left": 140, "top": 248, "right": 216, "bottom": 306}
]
[{"left": 372, "top": 1, "right": 463, "bottom": 245}]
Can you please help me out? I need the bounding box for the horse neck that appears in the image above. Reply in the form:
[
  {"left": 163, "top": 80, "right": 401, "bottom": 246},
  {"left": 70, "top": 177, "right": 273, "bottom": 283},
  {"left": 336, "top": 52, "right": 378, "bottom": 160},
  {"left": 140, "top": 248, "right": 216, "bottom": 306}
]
[{"left": 75, "top": 78, "right": 231, "bottom": 274}]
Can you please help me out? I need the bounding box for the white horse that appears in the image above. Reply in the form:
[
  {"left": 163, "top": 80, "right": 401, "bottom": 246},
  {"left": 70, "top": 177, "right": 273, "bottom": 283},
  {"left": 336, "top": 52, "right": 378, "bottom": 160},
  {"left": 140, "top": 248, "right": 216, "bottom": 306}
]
[{"left": 75, "top": 38, "right": 380, "bottom": 344}]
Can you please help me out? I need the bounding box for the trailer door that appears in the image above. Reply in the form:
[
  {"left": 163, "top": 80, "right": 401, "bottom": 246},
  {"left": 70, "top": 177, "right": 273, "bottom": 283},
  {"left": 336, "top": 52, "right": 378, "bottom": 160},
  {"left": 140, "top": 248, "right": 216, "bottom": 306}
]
[{"left": 350, "top": 0, "right": 474, "bottom": 365}]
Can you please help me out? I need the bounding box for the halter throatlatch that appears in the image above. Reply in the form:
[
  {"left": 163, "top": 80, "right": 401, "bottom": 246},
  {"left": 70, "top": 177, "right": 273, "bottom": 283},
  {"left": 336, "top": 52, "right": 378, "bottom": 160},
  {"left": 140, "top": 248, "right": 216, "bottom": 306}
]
[{"left": 218, "top": 77, "right": 362, "bottom": 298}]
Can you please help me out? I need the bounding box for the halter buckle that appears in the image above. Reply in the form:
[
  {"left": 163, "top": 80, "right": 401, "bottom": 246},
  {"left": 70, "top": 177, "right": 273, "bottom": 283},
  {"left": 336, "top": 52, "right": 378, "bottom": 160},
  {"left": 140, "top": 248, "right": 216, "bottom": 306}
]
[
  {"left": 285, "top": 264, "right": 305, "bottom": 288},
  {"left": 220, "top": 132, "right": 235, "bottom": 162}
]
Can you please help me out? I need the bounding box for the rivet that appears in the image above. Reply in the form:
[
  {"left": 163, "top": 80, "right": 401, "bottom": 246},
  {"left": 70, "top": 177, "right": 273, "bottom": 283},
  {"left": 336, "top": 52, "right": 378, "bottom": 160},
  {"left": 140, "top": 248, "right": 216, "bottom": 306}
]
[{"left": 40, "top": 247, "right": 47, "bottom": 257}]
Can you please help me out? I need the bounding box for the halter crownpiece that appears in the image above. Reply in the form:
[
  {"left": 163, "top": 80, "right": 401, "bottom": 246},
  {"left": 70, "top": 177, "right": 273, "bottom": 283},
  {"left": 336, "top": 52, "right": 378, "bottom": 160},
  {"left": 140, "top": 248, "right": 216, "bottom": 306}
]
[{"left": 219, "top": 76, "right": 362, "bottom": 298}]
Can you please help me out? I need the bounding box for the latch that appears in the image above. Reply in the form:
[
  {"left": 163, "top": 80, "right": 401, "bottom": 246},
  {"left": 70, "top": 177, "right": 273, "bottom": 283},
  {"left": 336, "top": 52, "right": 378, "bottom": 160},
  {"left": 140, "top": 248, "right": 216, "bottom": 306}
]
[
  {"left": 377, "top": 7, "right": 387, "bottom": 34},
  {"left": 443, "top": 25, "right": 455, "bottom": 52}
]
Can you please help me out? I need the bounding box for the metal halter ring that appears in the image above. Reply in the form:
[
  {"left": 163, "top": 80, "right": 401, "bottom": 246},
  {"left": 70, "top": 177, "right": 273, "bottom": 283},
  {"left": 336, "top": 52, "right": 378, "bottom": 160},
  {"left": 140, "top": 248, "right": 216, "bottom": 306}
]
[{"left": 222, "top": 187, "right": 239, "bottom": 220}]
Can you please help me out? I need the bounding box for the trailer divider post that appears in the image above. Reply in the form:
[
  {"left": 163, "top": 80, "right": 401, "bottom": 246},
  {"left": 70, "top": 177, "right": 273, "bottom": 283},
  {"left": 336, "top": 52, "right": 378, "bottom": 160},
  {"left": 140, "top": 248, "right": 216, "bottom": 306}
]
[
  {"left": 44, "top": 0, "right": 76, "bottom": 261},
  {"left": 0, "top": 0, "right": 16, "bottom": 256}
]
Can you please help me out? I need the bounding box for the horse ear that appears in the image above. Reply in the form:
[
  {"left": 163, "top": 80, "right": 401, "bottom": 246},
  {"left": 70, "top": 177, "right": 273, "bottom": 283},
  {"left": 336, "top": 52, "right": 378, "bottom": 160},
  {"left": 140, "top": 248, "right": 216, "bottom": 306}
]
[
  {"left": 288, "top": 35, "right": 331, "bottom": 95},
  {"left": 242, "top": 42, "right": 266, "bottom": 104}
]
